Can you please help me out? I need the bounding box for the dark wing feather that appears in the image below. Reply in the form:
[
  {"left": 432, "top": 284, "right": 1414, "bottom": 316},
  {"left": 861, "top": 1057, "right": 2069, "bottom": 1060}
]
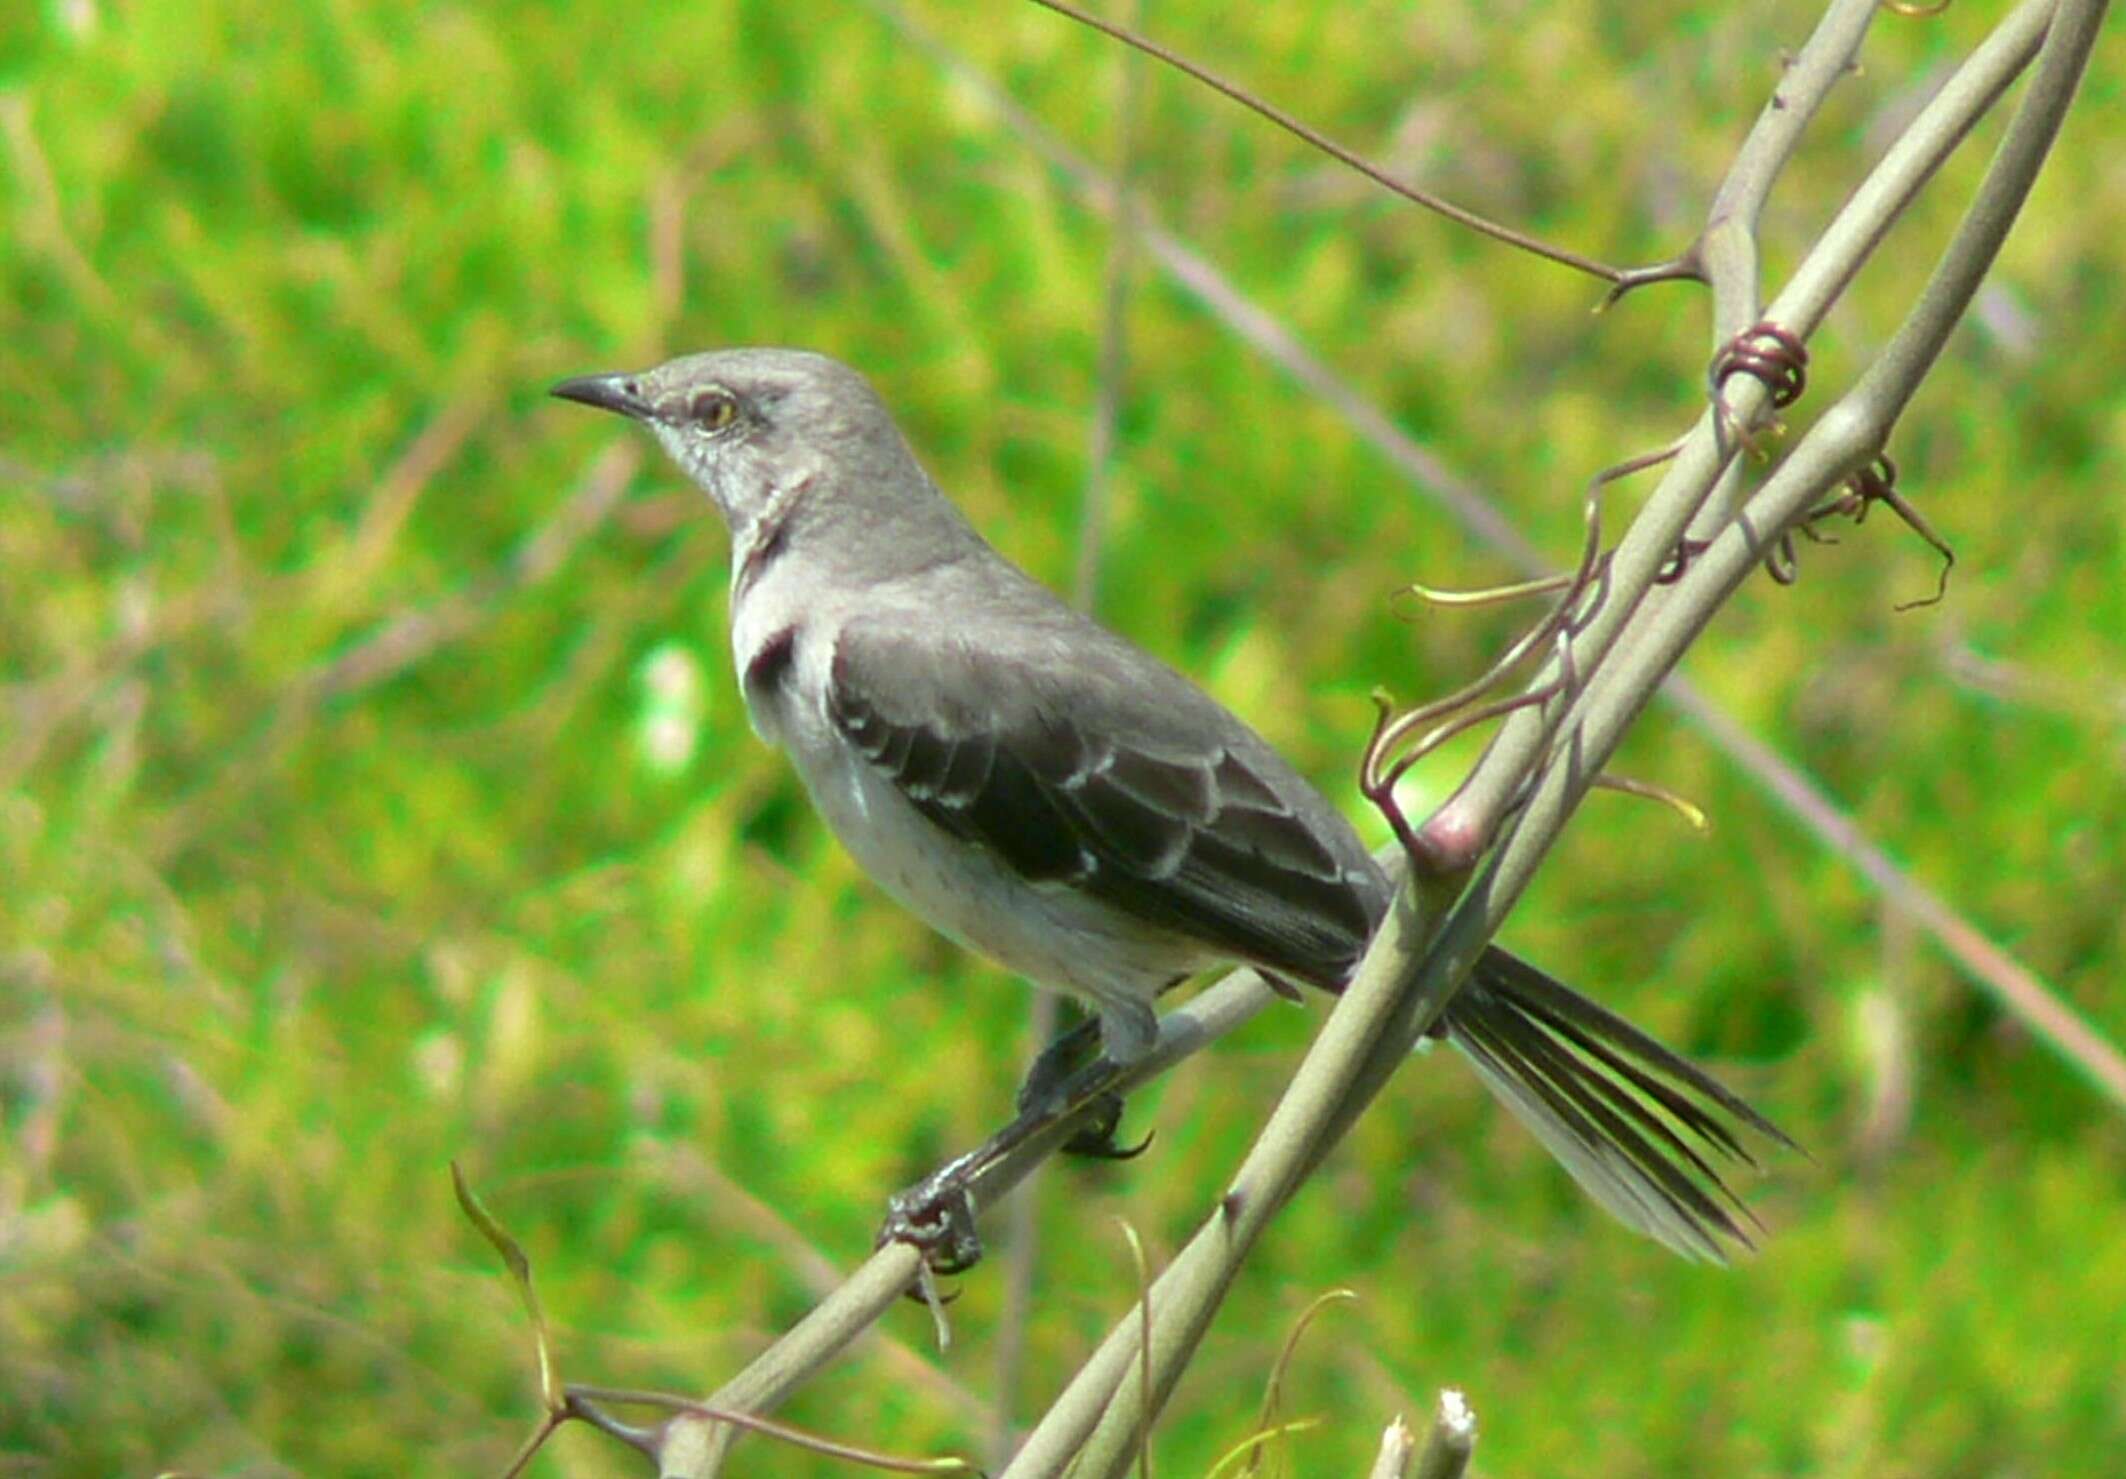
[
  {"left": 833, "top": 671, "right": 1090, "bottom": 884},
  {"left": 826, "top": 616, "right": 1387, "bottom": 986}
]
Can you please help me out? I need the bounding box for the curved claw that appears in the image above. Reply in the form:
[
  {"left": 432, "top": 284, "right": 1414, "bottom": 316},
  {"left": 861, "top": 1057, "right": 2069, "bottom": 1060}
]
[
  {"left": 899, "top": 1278, "right": 962, "bottom": 1308},
  {"left": 1090, "top": 1127, "right": 1156, "bottom": 1161},
  {"left": 1060, "top": 1093, "right": 1154, "bottom": 1160}
]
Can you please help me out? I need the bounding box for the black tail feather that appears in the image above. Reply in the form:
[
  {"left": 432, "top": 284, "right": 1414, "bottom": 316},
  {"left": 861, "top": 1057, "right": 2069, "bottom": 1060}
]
[{"left": 1441, "top": 946, "right": 1793, "bottom": 1262}]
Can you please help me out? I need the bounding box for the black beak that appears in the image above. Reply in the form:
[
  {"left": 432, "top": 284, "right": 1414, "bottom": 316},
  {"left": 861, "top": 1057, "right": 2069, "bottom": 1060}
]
[{"left": 550, "top": 372, "right": 651, "bottom": 419}]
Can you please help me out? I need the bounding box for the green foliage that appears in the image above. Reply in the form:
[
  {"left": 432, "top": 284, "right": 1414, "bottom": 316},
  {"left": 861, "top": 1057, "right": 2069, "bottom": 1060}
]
[{"left": 4, "top": 1, "right": 2124, "bottom": 1474}]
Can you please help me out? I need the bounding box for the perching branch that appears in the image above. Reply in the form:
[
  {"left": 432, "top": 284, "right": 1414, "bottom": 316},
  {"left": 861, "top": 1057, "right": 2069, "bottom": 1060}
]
[{"left": 665, "top": 967, "right": 1290, "bottom": 1474}]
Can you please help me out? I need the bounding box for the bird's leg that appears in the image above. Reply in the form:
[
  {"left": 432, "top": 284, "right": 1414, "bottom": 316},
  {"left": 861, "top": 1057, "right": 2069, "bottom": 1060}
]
[
  {"left": 1012, "top": 1014, "right": 1149, "bottom": 1160},
  {"left": 878, "top": 1035, "right": 1143, "bottom": 1274},
  {"left": 1015, "top": 1014, "right": 1104, "bottom": 1114}
]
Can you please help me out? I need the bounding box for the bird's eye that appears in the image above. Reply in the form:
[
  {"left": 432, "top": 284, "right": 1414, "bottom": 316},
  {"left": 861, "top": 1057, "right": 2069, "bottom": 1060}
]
[{"left": 690, "top": 390, "right": 739, "bottom": 430}]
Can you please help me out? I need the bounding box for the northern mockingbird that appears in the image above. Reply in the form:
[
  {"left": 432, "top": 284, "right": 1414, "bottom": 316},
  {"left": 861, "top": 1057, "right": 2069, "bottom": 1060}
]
[{"left": 553, "top": 347, "right": 1787, "bottom": 1261}]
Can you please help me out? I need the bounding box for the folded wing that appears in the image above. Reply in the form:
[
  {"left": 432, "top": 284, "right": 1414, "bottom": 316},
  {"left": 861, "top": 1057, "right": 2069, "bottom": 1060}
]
[{"left": 825, "top": 615, "right": 1387, "bottom": 990}]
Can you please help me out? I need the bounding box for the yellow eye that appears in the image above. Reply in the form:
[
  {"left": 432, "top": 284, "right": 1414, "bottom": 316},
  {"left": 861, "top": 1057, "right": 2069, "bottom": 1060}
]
[{"left": 690, "top": 390, "right": 738, "bottom": 430}]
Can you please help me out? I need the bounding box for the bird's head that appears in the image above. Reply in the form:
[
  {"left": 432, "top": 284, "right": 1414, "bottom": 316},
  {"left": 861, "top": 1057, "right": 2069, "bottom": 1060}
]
[{"left": 551, "top": 347, "right": 907, "bottom": 537}]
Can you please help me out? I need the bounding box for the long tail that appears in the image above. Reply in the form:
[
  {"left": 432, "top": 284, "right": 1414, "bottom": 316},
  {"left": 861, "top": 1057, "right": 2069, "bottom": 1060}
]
[{"left": 1440, "top": 947, "right": 1795, "bottom": 1262}]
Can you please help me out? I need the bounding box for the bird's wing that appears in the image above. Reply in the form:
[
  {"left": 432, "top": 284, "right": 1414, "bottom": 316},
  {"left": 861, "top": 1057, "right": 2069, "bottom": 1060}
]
[{"left": 825, "top": 612, "right": 1386, "bottom": 987}]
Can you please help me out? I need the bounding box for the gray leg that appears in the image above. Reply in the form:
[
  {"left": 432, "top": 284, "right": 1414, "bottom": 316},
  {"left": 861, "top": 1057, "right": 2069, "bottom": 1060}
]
[{"left": 1099, "top": 998, "right": 1159, "bottom": 1065}]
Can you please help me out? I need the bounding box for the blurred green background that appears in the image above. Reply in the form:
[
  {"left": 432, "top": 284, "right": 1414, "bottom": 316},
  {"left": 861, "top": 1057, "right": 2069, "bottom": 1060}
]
[{"left": 4, "top": 0, "right": 2123, "bottom": 1473}]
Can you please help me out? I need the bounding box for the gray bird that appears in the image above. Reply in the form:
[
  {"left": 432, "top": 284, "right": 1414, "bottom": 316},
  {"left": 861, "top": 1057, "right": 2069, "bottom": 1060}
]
[{"left": 553, "top": 347, "right": 1787, "bottom": 1260}]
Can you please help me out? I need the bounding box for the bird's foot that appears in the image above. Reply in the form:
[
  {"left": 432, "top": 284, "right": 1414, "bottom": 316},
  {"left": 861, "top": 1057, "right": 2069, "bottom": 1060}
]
[{"left": 879, "top": 1161, "right": 984, "bottom": 1276}]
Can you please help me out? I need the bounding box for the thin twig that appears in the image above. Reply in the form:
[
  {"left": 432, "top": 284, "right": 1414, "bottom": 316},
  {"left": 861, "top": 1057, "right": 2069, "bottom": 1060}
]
[
  {"left": 643, "top": 1142, "right": 996, "bottom": 1428},
  {"left": 1687, "top": 0, "right": 1879, "bottom": 534},
  {"left": 567, "top": 1385, "right": 979, "bottom": 1474},
  {"left": 1246, "top": 1288, "right": 1357, "bottom": 1479},
  {"left": 1023, "top": 0, "right": 1637, "bottom": 286}
]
